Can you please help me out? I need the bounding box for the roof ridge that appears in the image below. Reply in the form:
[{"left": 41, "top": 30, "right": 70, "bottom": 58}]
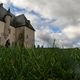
[{"left": 16, "top": 14, "right": 25, "bottom": 17}]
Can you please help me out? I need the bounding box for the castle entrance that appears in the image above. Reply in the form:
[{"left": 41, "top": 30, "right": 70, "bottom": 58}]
[{"left": 5, "top": 39, "right": 10, "bottom": 47}]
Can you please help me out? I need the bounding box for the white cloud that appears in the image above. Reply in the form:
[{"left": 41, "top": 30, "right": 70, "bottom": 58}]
[
  {"left": 0, "top": 0, "right": 7, "bottom": 3},
  {"left": 63, "top": 24, "right": 80, "bottom": 39},
  {"left": 9, "top": 0, "right": 80, "bottom": 19}
]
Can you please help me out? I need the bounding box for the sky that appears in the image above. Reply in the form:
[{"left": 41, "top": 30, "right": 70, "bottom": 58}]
[{"left": 0, "top": 0, "right": 80, "bottom": 48}]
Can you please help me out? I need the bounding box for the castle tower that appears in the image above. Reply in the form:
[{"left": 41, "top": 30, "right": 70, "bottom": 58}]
[{"left": 4, "top": 8, "right": 12, "bottom": 39}]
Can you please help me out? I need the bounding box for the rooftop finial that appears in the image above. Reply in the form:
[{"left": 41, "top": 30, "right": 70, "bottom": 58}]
[
  {"left": 7, "top": 8, "right": 10, "bottom": 13},
  {"left": 0, "top": 3, "right": 3, "bottom": 7},
  {"left": 4, "top": 8, "right": 12, "bottom": 17}
]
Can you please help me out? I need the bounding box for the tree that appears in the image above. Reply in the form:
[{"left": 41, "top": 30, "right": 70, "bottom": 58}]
[
  {"left": 37, "top": 45, "right": 40, "bottom": 48},
  {"left": 34, "top": 45, "right": 36, "bottom": 48},
  {"left": 41, "top": 45, "right": 44, "bottom": 48}
]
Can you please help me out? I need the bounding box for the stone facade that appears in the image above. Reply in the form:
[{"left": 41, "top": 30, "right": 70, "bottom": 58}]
[
  {"left": 0, "top": 3, "right": 35, "bottom": 48},
  {"left": 0, "top": 21, "right": 5, "bottom": 45},
  {"left": 15, "top": 26, "right": 35, "bottom": 48},
  {"left": 24, "top": 26, "right": 35, "bottom": 48}
]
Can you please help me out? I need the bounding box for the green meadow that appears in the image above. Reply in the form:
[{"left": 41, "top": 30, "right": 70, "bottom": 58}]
[{"left": 0, "top": 47, "right": 80, "bottom": 80}]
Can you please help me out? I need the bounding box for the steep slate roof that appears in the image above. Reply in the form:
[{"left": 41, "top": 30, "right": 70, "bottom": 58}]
[
  {"left": 15, "top": 14, "right": 26, "bottom": 27},
  {"left": 0, "top": 4, "right": 7, "bottom": 21},
  {"left": 0, "top": 3, "right": 35, "bottom": 31}
]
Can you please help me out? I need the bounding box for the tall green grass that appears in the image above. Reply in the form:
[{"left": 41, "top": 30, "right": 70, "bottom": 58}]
[{"left": 0, "top": 47, "right": 80, "bottom": 80}]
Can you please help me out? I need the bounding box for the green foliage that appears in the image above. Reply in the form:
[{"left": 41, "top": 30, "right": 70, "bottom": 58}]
[{"left": 0, "top": 47, "right": 80, "bottom": 80}]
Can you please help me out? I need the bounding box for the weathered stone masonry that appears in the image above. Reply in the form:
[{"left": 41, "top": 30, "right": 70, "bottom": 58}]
[{"left": 0, "top": 3, "right": 35, "bottom": 48}]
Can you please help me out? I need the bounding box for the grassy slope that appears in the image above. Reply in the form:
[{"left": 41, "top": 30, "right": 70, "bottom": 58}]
[{"left": 0, "top": 47, "right": 80, "bottom": 80}]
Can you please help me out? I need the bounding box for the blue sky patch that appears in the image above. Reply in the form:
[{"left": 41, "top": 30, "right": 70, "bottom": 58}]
[
  {"left": 10, "top": 4, "right": 26, "bottom": 14},
  {"left": 52, "top": 27, "right": 61, "bottom": 33}
]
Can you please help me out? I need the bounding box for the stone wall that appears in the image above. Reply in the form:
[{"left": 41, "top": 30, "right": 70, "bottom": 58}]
[
  {"left": 0, "top": 21, "right": 35, "bottom": 48},
  {"left": 15, "top": 26, "right": 35, "bottom": 48},
  {"left": 4, "top": 15, "right": 11, "bottom": 39},
  {"left": 0, "top": 21, "right": 16, "bottom": 46},
  {"left": 24, "top": 26, "right": 35, "bottom": 48},
  {"left": 9, "top": 26, "right": 15, "bottom": 46},
  {"left": 15, "top": 27, "right": 24, "bottom": 47},
  {"left": 0, "top": 21, "right": 5, "bottom": 45}
]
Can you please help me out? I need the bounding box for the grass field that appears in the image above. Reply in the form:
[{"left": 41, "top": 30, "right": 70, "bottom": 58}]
[{"left": 0, "top": 47, "right": 80, "bottom": 80}]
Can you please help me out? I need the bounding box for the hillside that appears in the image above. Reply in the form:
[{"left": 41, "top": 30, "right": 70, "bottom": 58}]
[{"left": 0, "top": 47, "right": 80, "bottom": 80}]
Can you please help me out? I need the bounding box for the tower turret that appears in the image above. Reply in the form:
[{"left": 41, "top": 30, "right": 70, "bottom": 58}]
[
  {"left": 0, "top": 3, "right": 3, "bottom": 7},
  {"left": 4, "top": 8, "right": 12, "bottom": 39}
]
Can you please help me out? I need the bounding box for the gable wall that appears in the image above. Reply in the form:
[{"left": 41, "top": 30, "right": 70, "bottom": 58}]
[
  {"left": 15, "top": 26, "right": 24, "bottom": 46},
  {"left": 15, "top": 27, "right": 24, "bottom": 41},
  {"left": 24, "top": 26, "right": 35, "bottom": 48}
]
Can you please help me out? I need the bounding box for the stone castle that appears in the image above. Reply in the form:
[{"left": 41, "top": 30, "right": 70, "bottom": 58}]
[{"left": 0, "top": 3, "right": 35, "bottom": 48}]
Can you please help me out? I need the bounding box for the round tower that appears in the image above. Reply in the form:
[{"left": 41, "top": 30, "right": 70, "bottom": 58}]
[
  {"left": 0, "top": 3, "right": 3, "bottom": 7},
  {"left": 4, "top": 8, "right": 12, "bottom": 39}
]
